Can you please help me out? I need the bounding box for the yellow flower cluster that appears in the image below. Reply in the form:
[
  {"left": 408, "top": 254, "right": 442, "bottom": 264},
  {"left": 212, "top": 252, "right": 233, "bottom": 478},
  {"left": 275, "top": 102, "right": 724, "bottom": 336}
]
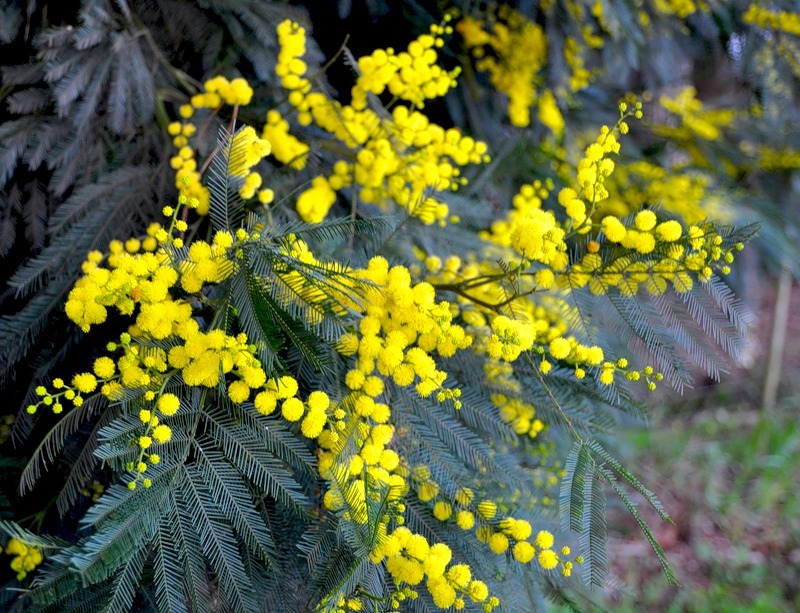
[
  {"left": 317, "top": 257, "right": 473, "bottom": 512},
  {"left": 652, "top": 0, "right": 705, "bottom": 18},
  {"left": 656, "top": 86, "right": 735, "bottom": 142},
  {"left": 34, "top": 201, "right": 325, "bottom": 487},
  {"left": 565, "top": 210, "right": 742, "bottom": 299},
  {"left": 420, "top": 476, "right": 579, "bottom": 576},
  {"left": 493, "top": 394, "right": 544, "bottom": 439},
  {"left": 319, "top": 420, "right": 405, "bottom": 519},
  {"left": 196, "top": 75, "right": 254, "bottom": 107},
  {"left": 356, "top": 257, "right": 471, "bottom": 396},
  {"left": 481, "top": 180, "right": 566, "bottom": 270},
  {"left": 0, "top": 414, "right": 13, "bottom": 445},
  {"left": 351, "top": 20, "right": 460, "bottom": 110},
  {"left": 288, "top": 250, "right": 511, "bottom": 610},
  {"left": 457, "top": 7, "right": 549, "bottom": 128},
  {"left": 262, "top": 109, "right": 309, "bottom": 169},
  {"left": 565, "top": 36, "right": 593, "bottom": 92},
  {"left": 274, "top": 19, "right": 488, "bottom": 225},
  {"left": 485, "top": 315, "right": 538, "bottom": 362},
  {"left": 482, "top": 105, "right": 635, "bottom": 274},
  {"left": 228, "top": 126, "right": 271, "bottom": 199},
  {"left": 295, "top": 176, "right": 337, "bottom": 224},
  {"left": 5, "top": 538, "right": 43, "bottom": 580},
  {"left": 81, "top": 478, "right": 105, "bottom": 502},
  {"left": 597, "top": 160, "right": 726, "bottom": 225},
  {"left": 26, "top": 7, "right": 754, "bottom": 600},
  {"left": 167, "top": 116, "right": 209, "bottom": 214},
  {"left": 270, "top": 235, "right": 363, "bottom": 322},
  {"left": 62, "top": 205, "right": 232, "bottom": 339},
  {"left": 743, "top": 4, "right": 800, "bottom": 36},
  {"left": 276, "top": 20, "right": 311, "bottom": 95},
  {"left": 252, "top": 374, "right": 332, "bottom": 440},
  {"left": 418, "top": 254, "right": 498, "bottom": 324},
  {"left": 756, "top": 145, "right": 800, "bottom": 171},
  {"left": 169, "top": 76, "right": 271, "bottom": 212},
  {"left": 415, "top": 107, "right": 680, "bottom": 390},
  {"left": 372, "top": 527, "right": 497, "bottom": 610}
]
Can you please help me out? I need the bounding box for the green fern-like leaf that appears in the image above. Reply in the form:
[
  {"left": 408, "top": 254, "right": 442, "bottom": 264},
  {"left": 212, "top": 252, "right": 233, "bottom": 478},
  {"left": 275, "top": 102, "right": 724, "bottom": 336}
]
[
  {"left": 599, "top": 465, "right": 679, "bottom": 586},
  {"left": 192, "top": 439, "right": 279, "bottom": 567},
  {"left": 581, "top": 468, "right": 608, "bottom": 589},
  {"left": 152, "top": 503, "right": 192, "bottom": 613},
  {"left": 208, "top": 125, "right": 247, "bottom": 233},
  {"left": 101, "top": 545, "right": 148, "bottom": 613},
  {"left": 587, "top": 440, "right": 672, "bottom": 523},
  {"left": 178, "top": 466, "right": 260, "bottom": 612}
]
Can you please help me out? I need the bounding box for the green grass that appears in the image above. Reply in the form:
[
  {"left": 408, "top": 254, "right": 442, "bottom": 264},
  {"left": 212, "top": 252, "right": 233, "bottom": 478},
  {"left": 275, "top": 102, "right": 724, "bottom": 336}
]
[{"left": 598, "top": 393, "right": 800, "bottom": 612}]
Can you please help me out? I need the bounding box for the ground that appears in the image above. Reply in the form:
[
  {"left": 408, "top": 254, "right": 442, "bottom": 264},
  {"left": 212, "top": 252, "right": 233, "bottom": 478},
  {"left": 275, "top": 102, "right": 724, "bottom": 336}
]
[{"left": 602, "top": 275, "right": 800, "bottom": 611}]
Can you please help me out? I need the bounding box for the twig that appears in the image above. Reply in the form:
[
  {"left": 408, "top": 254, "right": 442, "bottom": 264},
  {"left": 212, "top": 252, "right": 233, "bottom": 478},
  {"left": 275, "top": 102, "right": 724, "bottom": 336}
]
[{"left": 762, "top": 263, "right": 792, "bottom": 410}]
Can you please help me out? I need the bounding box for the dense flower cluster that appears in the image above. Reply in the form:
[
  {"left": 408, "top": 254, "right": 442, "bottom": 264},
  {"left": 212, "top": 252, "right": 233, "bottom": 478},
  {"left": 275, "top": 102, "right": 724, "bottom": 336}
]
[
  {"left": 406, "top": 102, "right": 744, "bottom": 395},
  {"left": 655, "top": 86, "right": 735, "bottom": 143},
  {"left": 262, "top": 109, "right": 309, "bottom": 170},
  {"left": 351, "top": 19, "right": 461, "bottom": 109},
  {"left": 0, "top": 414, "right": 14, "bottom": 446},
  {"left": 5, "top": 538, "right": 43, "bottom": 581},
  {"left": 651, "top": 0, "right": 705, "bottom": 19},
  {"left": 743, "top": 4, "right": 800, "bottom": 36},
  {"left": 413, "top": 465, "right": 582, "bottom": 577},
  {"left": 168, "top": 76, "right": 273, "bottom": 213},
  {"left": 30, "top": 214, "right": 349, "bottom": 489},
  {"left": 372, "top": 527, "right": 498, "bottom": 610},
  {"left": 598, "top": 160, "right": 726, "bottom": 224},
  {"left": 309, "top": 255, "right": 517, "bottom": 609},
  {"left": 274, "top": 18, "right": 489, "bottom": 225},
  {"left": 457, "top": 7, "right": 549, "bottom": 129}
]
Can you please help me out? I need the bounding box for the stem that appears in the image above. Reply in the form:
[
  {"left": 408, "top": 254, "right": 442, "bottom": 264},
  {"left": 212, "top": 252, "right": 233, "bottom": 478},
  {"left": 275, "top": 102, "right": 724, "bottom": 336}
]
[
  {"left": 524, "top": 352, "right": 583, "bottom": 442},
  {"left": 762, "top": 263, "right": 792, "bottom": 410}
]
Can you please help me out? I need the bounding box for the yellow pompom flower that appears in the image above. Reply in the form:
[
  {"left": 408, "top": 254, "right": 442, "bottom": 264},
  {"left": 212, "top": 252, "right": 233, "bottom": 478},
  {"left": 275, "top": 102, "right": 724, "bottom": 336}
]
[
  {"left": 507, "top": 519, "right": 532, "bottom": 541},
  {"left": 306, "top": 391, "right": 330, "bottom": 412},
  {"left": 254, "top": 391, "right": 278, "bottom": 415},
  {"left": 535, "top": 530, "right": 554, "bottom": 549},
  {"left": 432, "top": 501, "right": 452, "bottom": 521},
  {"left": 227, "top": 380, "right": 251, "bottom": 404},
  {"left": 5, "top": 538, "right": 44, "bottom": 580},
  {"left": 446, "top": 563, "right": 471, "bottom": 588},
  {"left": 601, "top": 216, "right": 627, "bottom": 243},
  {"left": 274, "top": 376, "right": 298, "bottom": 399},
  {"left": 477, "top": 499, "right": 497, "bottom": 519},
  {"left": 428, "top": 579, "right": 456, "bottom": 608},
  {"left": 456, "top": 510, "right": 475, "bottom": 530},
  {"left": 157, "top": 393, "right": 180, "bottom": 416},
  {"left": 152, "top": 424, "right": 172, "bottom": 444},
  {"left": 634, "top": 210, "right": 657, "bottom": 231},
  {"left": 488, "top": 532, "right": 509, "bottom": 554},
  {"left": 72, "top": 373, "right": 98, "bottom": 394},
  {"left": 655, "top": 220, "right": 682, "bottom": 242},
  {"left": 282, "top": 397, "right": 305, "bottom": 421},
  {"left": 538, "top": 549, "right": 559, "bottom": 570},
  {"left": 228, "top": 126, "right": 271, "bottom": 177},
  {"left": 513, "top": 541, "right": 535, "bottom": 563},
  {"left": 296, "top": 176, "right": 337, "bottom": 224},
  {"left": 300, "top": 409, "right": 327, "bottom": 438},
  {"left": 548, "top": 338, "right": 571, "bottom": 360},
  {"left": 92, "top": 357, "right": 116, "bottom": 379}
]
